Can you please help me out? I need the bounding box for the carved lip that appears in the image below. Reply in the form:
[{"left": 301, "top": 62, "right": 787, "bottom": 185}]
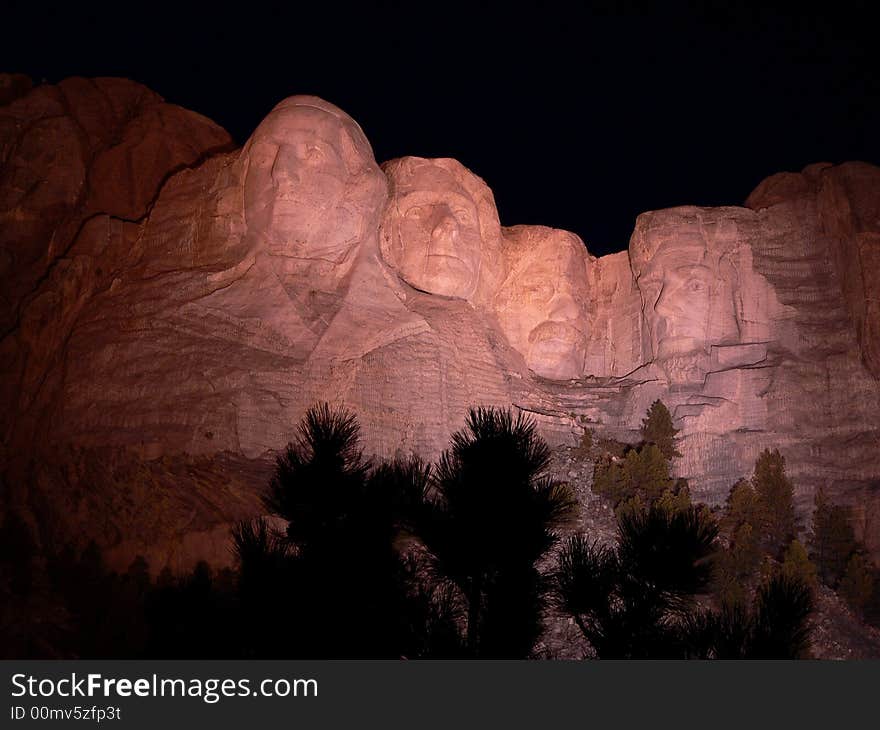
[
  {"left": 427, "top": 253, "right": 465, "bottom": 263},
  {"left": 273, "top": 195, "right": 337, "bottom": 207},
  {"left": 528, "top": 320, "right": 583, "bottom": 345},
  {"left": 527, "top": 322, "right": 585, "bottom": 378},
  {"left": 424, "top": 253, "right": 475, "bottom": 277},
  {"left": 656, "top": 335, "right": 706, "bottom": 358},
  {"left": 527, "top": 343, "right": 582, "bottom": 379},
  {"left": 655, "top": 317, "right": 705, "bottom": 341}
]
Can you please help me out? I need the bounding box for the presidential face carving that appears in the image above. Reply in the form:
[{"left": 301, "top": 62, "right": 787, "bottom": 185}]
[
  {"left": 243, "top": 96, "right": 385, "bottom": 264},
  {"left": 630, "top": 208, "right": 742, "bottom": 383},
  {"left": 496, "top": 226, "right": 590, "bottom": 380},
  {"left": 380, "top": 157, "right": 502, "bottom": 300}
]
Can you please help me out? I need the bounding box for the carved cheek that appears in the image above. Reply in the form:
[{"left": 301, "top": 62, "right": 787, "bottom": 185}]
[
  {"left": 394, "top": 218, "right": 432, "bottom": 279},
  {"left": 547, "top": 291, "right": 580, "bottom": 322}
]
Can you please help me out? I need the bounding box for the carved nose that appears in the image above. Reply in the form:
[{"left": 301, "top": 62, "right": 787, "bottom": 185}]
[
  {"left": 273, "top": 173, "right": 300, "bottom": 193},
  {"left": 271, "top": 164, "right": 300, "bottom": 193},
  {"left": 431, "top": 215, "right": 459, "bottom": 243},
  {"left": 654, "top": 293, "right": 678, "bottom": 319},
  {"left": 548, "top": 293, "right": 579, "bottom": 322}
]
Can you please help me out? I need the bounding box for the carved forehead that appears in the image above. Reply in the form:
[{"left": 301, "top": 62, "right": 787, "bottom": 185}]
[
  {"left": 630, "top": 207, "right": 741, "bottom": 274},
  {"left": 253, "top": 107, "right": 344, "bottom": 143},
  {"left": 505, "top": 227, "right": 587, "bottom": 276},
  {"left": 384, "top": 156, "right": 500, "bottom": 230},
  {"left": 396, "top": 187, "right": 477, "bottom": 212},
  {"left": 387, "top": 157, "right": 481, "bottom": 199},
  {"left": 493, "top": 231, "right": 589, "bottom": 315},
  {"left": 398, "top": 164, "right": 464, "bottom": 195},
  {"left": 246, "top": 96, "right": 374, "bottom": 164}
]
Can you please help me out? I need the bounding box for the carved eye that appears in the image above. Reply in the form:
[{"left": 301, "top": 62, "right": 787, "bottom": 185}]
[
  {"left": 687, "top": 278, "right": 705, "bottom": 293},
  {"left": 306, "top": 145, "right": 325, "bottom": 162},
  {"left": 250, "top": 141, "right": 277, "bottom": 167},
  {"left": 526, "top": 283, "right": 554, "bottom": 302},
  {"left": 454, "top": 207, "right": 472, "bottom": 225},
  {"left": 404, "top": 206, "right": 424, "bottom": 219}
]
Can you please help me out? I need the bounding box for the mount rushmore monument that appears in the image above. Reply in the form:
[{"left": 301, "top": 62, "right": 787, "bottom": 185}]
[{"left": 1, "top": 76, "right": 878, "bottom": 571}]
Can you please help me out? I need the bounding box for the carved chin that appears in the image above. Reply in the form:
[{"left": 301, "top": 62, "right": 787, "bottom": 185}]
[
  {"left": 659, "top": 353, "right": 709, "bottom": 386},
  {"left": 657, "top": 336, "right": 707, "bottom": 359},
  {"left": 527, "top": 339, "right": 582, "bottom": 380},
  {"left": 404, "top": 263, "right": 475, "bottom": 298},
  {"left": 267, "top": 209, "right": 361, "bottom": 261}
]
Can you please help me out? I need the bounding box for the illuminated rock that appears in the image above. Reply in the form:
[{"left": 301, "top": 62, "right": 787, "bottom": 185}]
[
  {"left": 380, "top": 156, "right": 504, "bottom": 304},
  {"left": 620, "top": 193, "right": 879, "bottom": 515},
  {"left": 1, "top": 82, "right": 879, "bottom": 571},
  {"left": 582, "top": 250, "right": 644, "bottom": 378},
  {"left": 57, "top": 96, "right": 388, "bottom": 461},
  {"left": 0, "top": 76, "right": 232, "bottom": 335},
  {"left": 745, "top": 160, "right": 880, "bottom": 380},
  {"left": 243, "top": 96, "right": 387, "bottom": 283},
  {"left": 495, "top": 225, "right": 591, "bottom": 380},
  {"left": 629, "top": 206, "right": 781, "bottom": 385}
]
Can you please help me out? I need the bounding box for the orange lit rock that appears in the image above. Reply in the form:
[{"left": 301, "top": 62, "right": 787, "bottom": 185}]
[
  {"left": 629, "top": 206, "right": 783, "bottom": 386},
  {"left": 380, "top": 156, "right": 504, "bottom": 303},
  {"left": 0, "top": 76, "right": 232, "bottom": 332},
  {"left": 2, "top": 81, "right": 879, "bottom": 571},
  {"left": 495, "top": 225, "right": 591, "bottom": 380}
]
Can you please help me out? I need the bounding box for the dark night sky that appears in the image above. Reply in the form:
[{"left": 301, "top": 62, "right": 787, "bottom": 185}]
[{"left": 3, "top": 1, "right": 878, "bottom": 255}]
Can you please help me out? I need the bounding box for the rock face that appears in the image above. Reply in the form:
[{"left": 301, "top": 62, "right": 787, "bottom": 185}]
[
  {"left": 0, "top": 76, "right": 233, "bottom": 335},
  {"left": 1, "top": 79, "right": 878, "bottom": 572},
  {"left": 495, "top": 226, "right": 591, "bottom": 381},
  {"left": 380, "top": 156, "right": 504, "bottom": 304}
]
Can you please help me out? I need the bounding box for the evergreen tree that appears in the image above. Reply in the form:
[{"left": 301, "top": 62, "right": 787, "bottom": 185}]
[
  {"left": 712, "top": 479, "right": 763, "bottom": 608},
  {"left": 614, "top": 493, "right": 646, "bottom": 522},
  {"left": 840, "top": 553, "right": 875, "bottom": 615},
  {"left": 591, "top": 455, "right": 628, "bottom": 504},
  {"left": 711, "top": 552, "right": 750, "bottom": 611},
  {"left": 240, "top": 403, "right": 422, "bottom": 657},
  {"left": 640, "top": 399, "right": 681, "bottom": 460},
  {"left": 781, "top": 539, "right": 818, "bottom": 591},
  {"left": 555, "top": 504, "right": 718, "bottom": 658},
  {"left": 691, "top": 574, "right": 814, "bottom": 659},
  {"left": 749, "top": 574, "right": 813, "bottom": 659},
  {"left": 592, "top": 444, "right": 674, "bottom": 507},
  {"left": 809, "top": 488, "right": 857, "bottom": 587},
  {"left": 722, "top": 479, "right": 760, "bottom": 535},
  {"left": 617, "top": 504, "right": 719, "bottom": 610},
  {"left": 655, "top": 482, "right": 693, "bottom": 516},
  {"left": 751, "top": 449, "right": 796, "bottom": 556},
  {"left": 623, "top": 444, "right": 675, "bottom": 504},
  {"left": 416, "top": 407, "right": 575, "bottom": 657},
  {"left": 729, "top": 522, "right": 762, "bottom": 579},
  {"left": 263, "top": 402, "right": 371, "bottom": 553},
  {"left": 231, "top": 517, "right": 296, "bottom": 657},
  {"left": 678, "top": 604, "right": 753, "bottom": 659}
]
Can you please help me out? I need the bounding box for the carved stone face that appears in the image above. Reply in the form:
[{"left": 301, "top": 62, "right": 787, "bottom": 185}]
[
  {"left": 496, "top": 227, "right": 590, "bottom": 380},
  {"left": 243, "top": 97, "right": 384, "bottom": 264},
  {"left": 381, "top": 158, "right": 498, "bottom": 300},
  {"left": 638, "top": 234, "right": 720, "bottom": 359},
  {"left": 631, "top": 212, "right": 741, "bottom": 382}
]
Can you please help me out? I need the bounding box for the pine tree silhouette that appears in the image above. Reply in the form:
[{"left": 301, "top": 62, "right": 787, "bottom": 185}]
[{"left": 414, "top": 407, "right": 575, "bottom": 656}]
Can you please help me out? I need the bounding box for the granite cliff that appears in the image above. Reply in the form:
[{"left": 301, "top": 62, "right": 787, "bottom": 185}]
[{"left": 1, "top": 76, "right": 877, "bottom": 571}]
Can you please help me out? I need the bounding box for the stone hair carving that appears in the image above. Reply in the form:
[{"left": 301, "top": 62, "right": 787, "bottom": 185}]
[
  {"left": 379, "top": 156, "right": 504, "bottom": 303},
  {"left": 241, "top": 95, "right": 386, "bottom": 266},
  {"left": 495, "top": 226, "right": 591, "bottom": 380}
]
